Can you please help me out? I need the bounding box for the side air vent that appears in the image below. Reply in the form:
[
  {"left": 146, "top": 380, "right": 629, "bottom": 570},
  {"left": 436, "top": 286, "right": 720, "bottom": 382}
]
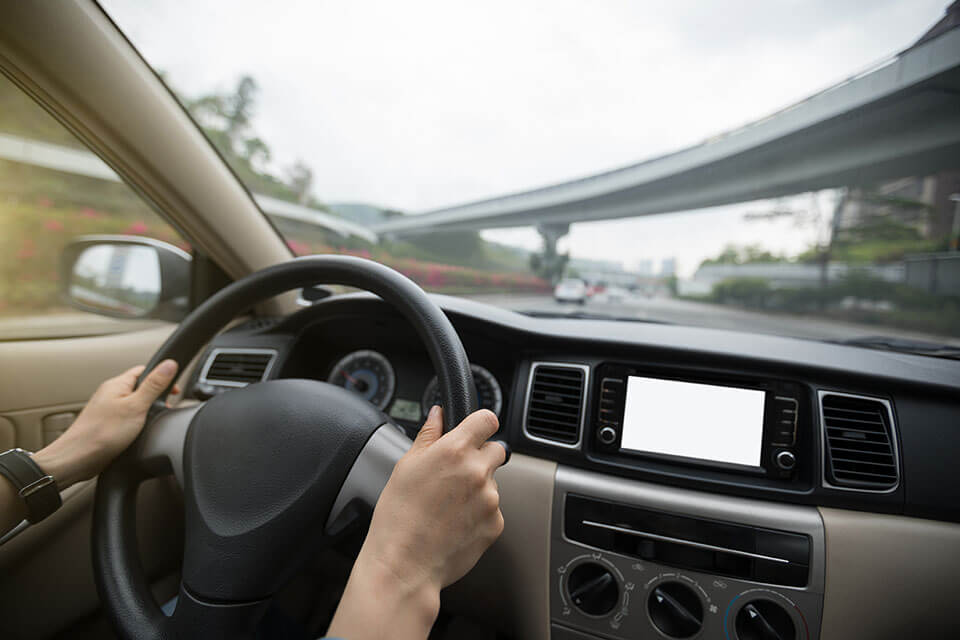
[
  {"left": 820, "top": 392, "right": 899, "bottom": 491},
  {"left": 200, "top": 348, "right": 278, "bottom": 388},
  {"left": 524, "top": 363, "right": 589, "bottom": 447}
]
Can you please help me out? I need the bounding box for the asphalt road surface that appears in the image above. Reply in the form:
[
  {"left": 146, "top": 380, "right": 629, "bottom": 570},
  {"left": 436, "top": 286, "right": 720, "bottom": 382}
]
[{"left": 464, "top": 292, "right": 960, "bottom": 347}]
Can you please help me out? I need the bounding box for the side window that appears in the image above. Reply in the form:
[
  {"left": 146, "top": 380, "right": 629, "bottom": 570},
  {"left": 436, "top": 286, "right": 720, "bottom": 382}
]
[{"left": 0, "top": 73, "right": 189, "bottom": 339}]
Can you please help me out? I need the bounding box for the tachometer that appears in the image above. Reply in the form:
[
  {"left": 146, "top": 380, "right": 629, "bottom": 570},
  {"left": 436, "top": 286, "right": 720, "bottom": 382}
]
[
  {"left": 421, "top": 364, "right": 503, "bottom": 419},
  {"left": 327, "top": 349, "right": 396, "bottom": 410}
]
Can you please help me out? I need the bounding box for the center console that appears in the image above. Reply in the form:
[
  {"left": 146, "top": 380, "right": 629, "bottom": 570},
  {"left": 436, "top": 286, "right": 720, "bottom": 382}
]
[
  {"left": 590, "top": 362, "right": 807, "bottom": 483},
  {"left": 550, "top": 466, "right": 824, "bottom": 640}
]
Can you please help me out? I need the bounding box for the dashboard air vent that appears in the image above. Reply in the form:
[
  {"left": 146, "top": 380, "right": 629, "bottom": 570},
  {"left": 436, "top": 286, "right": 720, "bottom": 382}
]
[
  {"left": 201, "top": 349, "right": 277, "bottom": 388},
  {"left": 524, "top": 363, "right": 588, "bottom": 446},
  {"left": 820, "top": 392, "right": 898, "bottom": 491}
]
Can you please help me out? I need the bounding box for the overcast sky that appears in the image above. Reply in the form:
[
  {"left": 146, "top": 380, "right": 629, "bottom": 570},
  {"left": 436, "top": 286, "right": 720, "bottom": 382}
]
[{"left": 101, "top": 0, "right": 948, "bottom": 276}]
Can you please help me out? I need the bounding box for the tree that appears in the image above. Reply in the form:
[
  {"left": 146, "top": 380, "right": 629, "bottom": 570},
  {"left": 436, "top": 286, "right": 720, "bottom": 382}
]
[
  {"left": 286, "top": 161, "right": 314, "bottom": 205},
  {"left": 175, "top": 74, "right": 329, "bottom": 208}
]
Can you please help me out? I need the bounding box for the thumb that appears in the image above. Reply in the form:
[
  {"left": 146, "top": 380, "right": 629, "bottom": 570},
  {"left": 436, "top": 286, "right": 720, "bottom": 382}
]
[
  {"left": 413, "top": 405, "right": 444, "bottom": 449},
  {"left": 133, "top": 359, "right": 179, "bottom": 407}
]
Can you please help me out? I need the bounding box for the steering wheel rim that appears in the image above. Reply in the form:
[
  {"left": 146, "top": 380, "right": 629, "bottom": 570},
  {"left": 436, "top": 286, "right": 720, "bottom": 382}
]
[{"left": 93, "top": 255, "right": 478, "bottom": 640}]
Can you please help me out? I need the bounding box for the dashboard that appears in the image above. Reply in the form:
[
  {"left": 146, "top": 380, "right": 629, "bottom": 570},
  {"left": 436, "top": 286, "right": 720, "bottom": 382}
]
[{"left": 187, "top": 292, "right": 960, "bottom": 640}]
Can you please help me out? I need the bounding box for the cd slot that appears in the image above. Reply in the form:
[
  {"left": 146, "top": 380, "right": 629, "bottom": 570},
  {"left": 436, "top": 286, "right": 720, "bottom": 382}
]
[{"left": 565, "top": 495, "right": 810, "bottom": 587}]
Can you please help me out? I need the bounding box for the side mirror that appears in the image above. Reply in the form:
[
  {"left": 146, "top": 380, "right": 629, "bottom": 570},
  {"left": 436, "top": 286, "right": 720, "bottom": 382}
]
[{"left": 60, "top": 236, "right": 191, "bottom": 322}]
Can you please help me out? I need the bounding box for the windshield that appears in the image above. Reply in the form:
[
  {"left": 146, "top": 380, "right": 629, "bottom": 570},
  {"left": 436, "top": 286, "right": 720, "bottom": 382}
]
[{"left": 103, "top": 1, "right": 960, "bottom": 350}]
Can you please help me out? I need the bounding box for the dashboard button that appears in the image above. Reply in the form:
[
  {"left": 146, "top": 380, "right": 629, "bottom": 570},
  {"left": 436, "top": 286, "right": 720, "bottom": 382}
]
[
  {"left": 597, "top": 425, "right": 618, "bottom": 445},
  {"left": 774, "top": 450, "right": 796, "bottom": 471}
]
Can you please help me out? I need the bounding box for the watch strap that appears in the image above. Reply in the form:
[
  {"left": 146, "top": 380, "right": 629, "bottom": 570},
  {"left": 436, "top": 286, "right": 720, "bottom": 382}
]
[{"left": 0, "top": 448, "right": 62, "bottom": 523}]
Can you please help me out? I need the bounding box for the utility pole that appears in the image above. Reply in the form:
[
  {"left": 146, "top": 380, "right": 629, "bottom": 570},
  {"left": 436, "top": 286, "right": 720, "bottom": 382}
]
[{"left": 949, "top": 194, "right": 960, "bottom": 251}]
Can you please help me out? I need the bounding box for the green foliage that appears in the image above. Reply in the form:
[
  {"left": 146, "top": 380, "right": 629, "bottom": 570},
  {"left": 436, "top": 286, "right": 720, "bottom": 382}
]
[
  {"left": 701, "top": 244, "right": 789, "bottom": 267},
  {"left": 710, "top": 277, "right": 773, "bottom": 307},
  {"left": 708, "top": 272, "right": 960, "bottom": 336},
  {"left": 178, "top": 76, "right": 329, "bottom": 210},
  {"left": 0, "top": 186, "right": 183, "bottom": 316},
  {"left": 665, "top": 274, "right": 679, "bottom": 296},
  {"left": 829, "top": 218, "right": 945, "bottom": 263},
  {"left": 0, "top": 80, "right": 84, "bottom": 148}
]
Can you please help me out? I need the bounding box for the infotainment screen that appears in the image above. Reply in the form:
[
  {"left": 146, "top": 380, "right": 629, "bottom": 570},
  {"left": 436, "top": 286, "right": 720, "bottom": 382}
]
[{"left": 620, "top": 376, "right": 766, "bottom": 467}]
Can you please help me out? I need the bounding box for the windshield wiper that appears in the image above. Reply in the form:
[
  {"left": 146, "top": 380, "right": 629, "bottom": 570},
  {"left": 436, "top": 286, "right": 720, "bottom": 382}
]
[
  {"left": 829, "top": 336, "right": 960, "bottom": 360},
  {"left": 519, "top": 309, "right": 672, "bottom": 324}
]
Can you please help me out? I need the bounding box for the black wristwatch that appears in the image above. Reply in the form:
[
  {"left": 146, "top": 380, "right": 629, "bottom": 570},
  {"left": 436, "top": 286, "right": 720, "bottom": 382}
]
[{"left": 0, "top": 448, "right": 62, "bottom": 524}]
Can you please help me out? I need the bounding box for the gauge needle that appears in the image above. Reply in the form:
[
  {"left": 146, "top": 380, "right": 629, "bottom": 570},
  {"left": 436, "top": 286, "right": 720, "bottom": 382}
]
[{"left": 342, "top": 370, "right": 360, "bottom": 385}]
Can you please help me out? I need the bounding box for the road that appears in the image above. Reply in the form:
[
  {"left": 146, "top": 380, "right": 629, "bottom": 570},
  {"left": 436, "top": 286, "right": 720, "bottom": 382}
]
[{"left": 463, "top": 292, "right": 960, "bottom": 346}]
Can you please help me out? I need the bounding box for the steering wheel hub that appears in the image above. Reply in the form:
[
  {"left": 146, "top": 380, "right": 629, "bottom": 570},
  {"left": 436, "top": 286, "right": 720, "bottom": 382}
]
[{"left": 182, "top": 379, "right": 385, "bottom": 601}]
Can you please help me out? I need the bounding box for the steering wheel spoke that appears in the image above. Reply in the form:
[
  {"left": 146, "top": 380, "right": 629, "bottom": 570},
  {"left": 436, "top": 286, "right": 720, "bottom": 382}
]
[
  {"left": 326, "top": 421, "right": 413, "bottom": 532},
  {"left": 133, "top": 403, "right": 203, "bottom": 487}
]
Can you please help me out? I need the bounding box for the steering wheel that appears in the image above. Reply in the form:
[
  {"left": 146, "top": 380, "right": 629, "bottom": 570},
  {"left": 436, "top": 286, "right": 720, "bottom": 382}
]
[{"left": 92, "top": 256, "right": 478, "bottom": 640}]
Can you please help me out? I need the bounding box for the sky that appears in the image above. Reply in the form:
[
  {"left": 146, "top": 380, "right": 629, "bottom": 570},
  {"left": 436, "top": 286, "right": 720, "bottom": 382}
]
[{"left": 101, "top": 0, "right": 948, "bottom": 277}]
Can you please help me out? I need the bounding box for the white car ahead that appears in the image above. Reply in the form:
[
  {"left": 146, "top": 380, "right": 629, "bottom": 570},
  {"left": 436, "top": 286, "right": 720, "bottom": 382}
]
[{"left": 554, "top": 278, "right": 587, "bottom": 304}]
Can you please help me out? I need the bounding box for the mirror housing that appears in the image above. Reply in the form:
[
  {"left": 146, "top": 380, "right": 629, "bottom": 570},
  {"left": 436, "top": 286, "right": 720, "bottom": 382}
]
[{"left": 60, "top": 235, "right": 191, "bottom": 322}]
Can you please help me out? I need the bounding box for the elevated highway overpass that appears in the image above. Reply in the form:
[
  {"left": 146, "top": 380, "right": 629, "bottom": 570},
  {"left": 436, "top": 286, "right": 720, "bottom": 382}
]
[
  {"left": 1, "top": 25, "right": 958, "bottom": 254},
  {"left": 373, "top": 26, "right": 960, "bottom": 239}
]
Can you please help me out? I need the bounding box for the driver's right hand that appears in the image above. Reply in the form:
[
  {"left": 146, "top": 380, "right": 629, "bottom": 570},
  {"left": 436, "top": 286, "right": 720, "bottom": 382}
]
[{"left": 327, "top": 406, "right": 505, "bottom": 640}]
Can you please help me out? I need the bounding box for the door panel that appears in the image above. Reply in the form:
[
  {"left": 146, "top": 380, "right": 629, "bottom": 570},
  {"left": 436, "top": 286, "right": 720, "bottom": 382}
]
[
  {"left": 0, "top": 478, "right": 183, "bottom": 639},
  {"left": 0, "top": 325, "right": 188, "bottom": 638}
]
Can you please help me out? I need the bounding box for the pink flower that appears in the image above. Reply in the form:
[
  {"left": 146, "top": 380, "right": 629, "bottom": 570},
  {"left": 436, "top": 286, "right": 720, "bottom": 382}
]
[
  {"left": 43, "top": 220, "right": 64, "bottom": 231},
  {"left": 17, "top": 239, "right": 36, "bottom": 259},
  {"left": 286, "top": 239, "right": 310, "bottom": 256},
  {"left": 78, "top": 208, "right": 103, "bottom": 219},
  {"left": 37, "top": 197, "right": 53, "bottom": 208},
  {"left": 124, "top": 221, "right": 149, "bottom": 235}
]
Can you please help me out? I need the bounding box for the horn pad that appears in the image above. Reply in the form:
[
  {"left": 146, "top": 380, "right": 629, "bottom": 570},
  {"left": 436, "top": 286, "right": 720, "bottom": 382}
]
[{"left": 180, "top": 379, "right": 385, "bottom": 602}]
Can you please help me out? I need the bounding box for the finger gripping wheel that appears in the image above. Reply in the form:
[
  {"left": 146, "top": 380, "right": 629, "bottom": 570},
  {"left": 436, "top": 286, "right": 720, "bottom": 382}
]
[{"left": 93, "top": 256, "right": 477, "bottom": 639}]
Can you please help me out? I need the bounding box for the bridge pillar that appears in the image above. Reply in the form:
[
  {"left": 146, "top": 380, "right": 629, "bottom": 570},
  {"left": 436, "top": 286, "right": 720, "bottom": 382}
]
[{"left": 531, "top": 222, "right": 571, "bottom": 284}]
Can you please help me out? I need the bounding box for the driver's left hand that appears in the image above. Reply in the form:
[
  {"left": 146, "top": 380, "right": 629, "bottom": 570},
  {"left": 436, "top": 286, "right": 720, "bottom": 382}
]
[{"left": 32, "top": 360, "right": 179, "bottom": 490}]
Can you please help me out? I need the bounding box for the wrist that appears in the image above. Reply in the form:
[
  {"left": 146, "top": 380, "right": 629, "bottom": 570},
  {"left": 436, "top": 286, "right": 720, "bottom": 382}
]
[
  {"left": 329, "top": 549, "right": 440, "bottom": 639},
  {"left": 32, "top": 437, "right": 96, "bottom": 490}
]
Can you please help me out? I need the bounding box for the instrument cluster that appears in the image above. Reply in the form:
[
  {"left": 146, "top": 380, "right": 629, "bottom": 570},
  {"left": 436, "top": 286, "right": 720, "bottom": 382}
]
[{"left": 327, "top": 349, "right": 504, "bottom": 424}]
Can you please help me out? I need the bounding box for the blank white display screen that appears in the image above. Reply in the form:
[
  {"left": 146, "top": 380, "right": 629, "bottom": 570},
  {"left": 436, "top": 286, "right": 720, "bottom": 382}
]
[{"left": 620, "top": 376, "right": 766, "bottom": 467}]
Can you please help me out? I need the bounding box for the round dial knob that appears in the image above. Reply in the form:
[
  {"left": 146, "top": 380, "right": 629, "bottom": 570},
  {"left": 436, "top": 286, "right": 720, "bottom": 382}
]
[
  {"left": 735, "top": 599, "right": 796, "bottom": 640},
  {"left": 647, "top": 581, "right": 703, "bottom": 638},
  {"left": 565, "top": 562, "right": 619, "bottom": 616}
]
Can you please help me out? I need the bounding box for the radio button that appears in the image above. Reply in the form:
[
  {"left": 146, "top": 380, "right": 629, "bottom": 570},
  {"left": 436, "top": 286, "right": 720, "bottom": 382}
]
[
  {"left": 597, "top": 425, "right": 618, "bottom": 445},
  {"left": 772, "top": 396, "right": 799, "bottom": 446},
  {"left": 774, "top": 450, "right": 796, "bottom": 471}
]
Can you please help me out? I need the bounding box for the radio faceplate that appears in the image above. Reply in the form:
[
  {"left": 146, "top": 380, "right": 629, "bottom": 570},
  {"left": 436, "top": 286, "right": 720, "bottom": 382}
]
[
  {"left": 552, "top": 466, "right": 825, "bottom": 640},
  {"left": 589, "top": 362, "right": 809, "bottom": 483}
]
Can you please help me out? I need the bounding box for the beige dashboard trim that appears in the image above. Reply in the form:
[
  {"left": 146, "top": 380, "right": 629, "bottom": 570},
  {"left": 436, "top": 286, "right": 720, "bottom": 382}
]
[
  {"left": 819, "top": 507, "right": 960, "bottom": 640},
  {"left": 443, "top": 454, "right": 556, "bottom": 640}
]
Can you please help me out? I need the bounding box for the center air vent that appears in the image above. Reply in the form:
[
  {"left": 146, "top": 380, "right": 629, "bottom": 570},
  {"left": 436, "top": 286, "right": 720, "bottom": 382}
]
[
  {"left": 200, "top": 348, "right": 277, "bottom": 388},
  {"left": 524, "top": 363, "right": 589, "bottom": 447},
  {"left": 820, "top": 392, "right": 899, "bottom": 491}
]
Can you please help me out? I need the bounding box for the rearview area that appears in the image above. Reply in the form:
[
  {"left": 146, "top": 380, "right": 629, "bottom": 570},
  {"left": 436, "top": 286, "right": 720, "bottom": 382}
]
[{"left": 620, "top": 376, "right": 766, "bottom": 467}]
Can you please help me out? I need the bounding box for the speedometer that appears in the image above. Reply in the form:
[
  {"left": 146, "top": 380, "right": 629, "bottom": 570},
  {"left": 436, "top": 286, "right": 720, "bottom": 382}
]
[
  {"left": 421, "top": 364, "right": 503, "bottom": 419},
  {"left": 327, "top": 350, "right": 396, "bottom": 410}
]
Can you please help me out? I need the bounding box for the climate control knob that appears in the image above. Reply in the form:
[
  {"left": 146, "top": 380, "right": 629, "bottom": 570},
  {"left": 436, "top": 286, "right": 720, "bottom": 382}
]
[
  {"left": 647, "top": 581, "right": 703, "bottom": 638},
  {"left": 735, "top": 599, "right": 796, "bottom": 640},
  {"left": 565, "top": 562, "right": 619, "bottom": 616}
]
